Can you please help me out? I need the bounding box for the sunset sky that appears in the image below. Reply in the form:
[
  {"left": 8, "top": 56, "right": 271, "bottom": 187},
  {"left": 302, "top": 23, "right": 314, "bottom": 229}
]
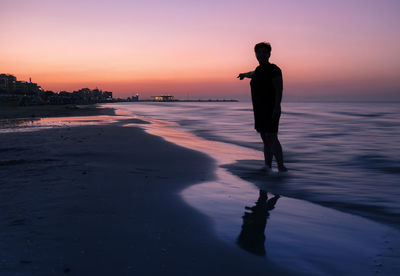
[{"left": 1, "top": 0, "right": 399, "bottom": 101}]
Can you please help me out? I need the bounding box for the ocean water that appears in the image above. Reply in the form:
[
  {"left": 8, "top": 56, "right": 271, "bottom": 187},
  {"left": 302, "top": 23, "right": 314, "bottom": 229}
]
[
  {"left": 109, "top": 101, "right": 400, "bottom": 229},
  {"left": 2, "top": 101, "right": 399, "bottom": 273}
]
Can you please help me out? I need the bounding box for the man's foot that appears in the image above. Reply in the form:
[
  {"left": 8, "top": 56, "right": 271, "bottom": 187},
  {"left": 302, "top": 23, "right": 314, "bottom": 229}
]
[
  {"left": 261, "top": 165, "right": 272, "bottom": 173},
  {"left": 278, "top": 165, "right": 288, "bottom": 172}
]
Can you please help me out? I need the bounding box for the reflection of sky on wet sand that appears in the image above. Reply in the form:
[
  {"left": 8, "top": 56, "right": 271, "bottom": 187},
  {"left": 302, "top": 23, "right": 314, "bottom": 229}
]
[
  {"left": 130, "top": 111, "right": 398, "bottom": 274},
  {"left": 0, "top": 115, "right": 120, "bottom": 133},
  {"left": 2, "top": 107, "right": 398, "bottom": 273},
  {"left": 0, "top": 108, "right": 133, "bottom": 134}
]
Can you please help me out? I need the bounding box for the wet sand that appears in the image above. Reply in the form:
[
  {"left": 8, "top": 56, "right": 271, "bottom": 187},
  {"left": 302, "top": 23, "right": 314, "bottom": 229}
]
[
  {"left": 0, "top": 106, "right": 399, "bottom": 275},
  {"left": 0, "top": 120, "right": 294, "bottom": 275},
  {"left": 0, "top": 104, "right": 115, "bottom": 120}
]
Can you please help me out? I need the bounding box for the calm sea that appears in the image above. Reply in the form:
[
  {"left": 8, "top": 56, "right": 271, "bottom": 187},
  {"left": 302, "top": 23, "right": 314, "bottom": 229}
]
[{"left": 110, "top": 101, "right": 400, "bottom": 228}]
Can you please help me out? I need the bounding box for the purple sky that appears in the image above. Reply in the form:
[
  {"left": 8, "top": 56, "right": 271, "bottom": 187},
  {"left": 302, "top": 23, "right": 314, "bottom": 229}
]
[{"left": 1, "top": 0, "right": 399, "bottom": 100}]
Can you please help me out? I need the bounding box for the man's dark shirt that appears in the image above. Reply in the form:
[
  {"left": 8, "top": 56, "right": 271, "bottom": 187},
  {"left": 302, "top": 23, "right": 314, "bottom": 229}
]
[{"left": 250, "top": 62, "right": 282, "bottom": 133}]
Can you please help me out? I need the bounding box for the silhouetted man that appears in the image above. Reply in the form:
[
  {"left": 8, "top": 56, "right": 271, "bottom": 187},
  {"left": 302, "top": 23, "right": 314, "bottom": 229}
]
[{"left": 238, "top": 42, "right": 287, "bottom": 172}]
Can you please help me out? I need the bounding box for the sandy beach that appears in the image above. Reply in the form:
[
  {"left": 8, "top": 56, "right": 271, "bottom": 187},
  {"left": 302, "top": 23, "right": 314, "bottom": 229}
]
[
  {"left": 2, "top": 0, "right": 399, "bottom": 274},
  {"left": 0, "top": 109, "right": 292, "bottom": 275},
  {"left": 0, "top": 104, "right": 115, "bottom": 120},
  {"left": 0, "top": 104, "right": 399, "bottom": 275}
]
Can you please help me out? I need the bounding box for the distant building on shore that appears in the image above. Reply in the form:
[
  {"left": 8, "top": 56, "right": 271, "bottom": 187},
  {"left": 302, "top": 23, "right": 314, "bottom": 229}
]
[
  {"left": 0, "top": 74, "right": 41, "bottom": 95},
  {"left": 151, "top": 95, "right": 174, "bottom": 102},
  {"left": 128, "top": 94, "right": 139, "bottom": 102},
  {"left": 1, "top": 73, "right": 115, "bottom": 106},
  {"left": 0, "top": 74, "right": 16, "bottom": 93},
  {"left": 52, "top": 88, "right": 113, "bottom": 105},
  {"left": 103, "top": 91, "right": 113, "bottom": 99}
]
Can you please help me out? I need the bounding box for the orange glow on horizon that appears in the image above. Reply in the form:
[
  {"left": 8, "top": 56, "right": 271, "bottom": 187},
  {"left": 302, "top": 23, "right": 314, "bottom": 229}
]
[{"left": 1, "top": 0, "right": 399, "bottom": 100}]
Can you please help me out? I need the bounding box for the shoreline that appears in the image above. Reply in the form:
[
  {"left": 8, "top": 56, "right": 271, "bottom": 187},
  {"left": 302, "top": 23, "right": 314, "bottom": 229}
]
[
  {"left": 0, "top": 104, "right": 115, "bottom": 120},
  {"left": 0, "top": 119, "right": 296, "bottom": 275},
  {"left": 0, "top": 105, "right": 399, "bottom": 275},
  {"left": 112, "top": 102, "right": 400, "bottom": 231},
  {"left": 222, "top": 161, "right": 400, "bottom": 230},
  {"left": 109, "top": 102, "right": 400, "bottom": 231}
]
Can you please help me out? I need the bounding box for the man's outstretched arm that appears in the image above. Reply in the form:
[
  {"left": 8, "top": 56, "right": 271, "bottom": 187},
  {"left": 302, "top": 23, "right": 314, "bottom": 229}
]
[{"left": 237, "top": 71, "right": 254, "bottom": 80}]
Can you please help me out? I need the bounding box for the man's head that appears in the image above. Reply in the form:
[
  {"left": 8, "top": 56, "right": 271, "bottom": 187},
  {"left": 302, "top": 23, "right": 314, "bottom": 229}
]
[{"left": 254, "top": 42, "right": 271, "bottom": 64}]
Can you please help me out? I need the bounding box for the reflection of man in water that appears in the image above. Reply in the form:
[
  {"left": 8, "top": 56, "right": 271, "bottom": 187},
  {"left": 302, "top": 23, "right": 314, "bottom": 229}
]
[
  {"left": 238, "top": 42, "right": 287, "bottom": 172},
  {"left": 237, "top": 190, "right": 279, "bottom": 256}
]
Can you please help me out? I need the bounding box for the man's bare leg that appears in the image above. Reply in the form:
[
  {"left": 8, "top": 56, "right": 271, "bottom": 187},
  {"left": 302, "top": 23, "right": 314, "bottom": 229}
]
[
  {"left": 260, "top": 133, "right": 273, "bottom": 168},
  {"left": 269, "top": 133, "right": 287, "bottom": 172}
]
